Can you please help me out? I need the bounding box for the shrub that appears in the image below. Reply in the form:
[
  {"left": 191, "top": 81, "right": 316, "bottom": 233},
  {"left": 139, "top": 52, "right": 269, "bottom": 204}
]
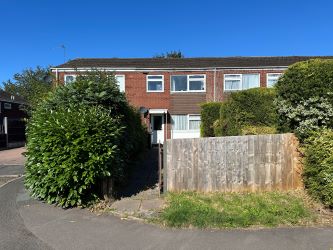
[
  {"left": 217, "top": 88, "right": 277, "bottom": 136},
  {"left": 275, "top": 59, "right": 333, "bottom": 140},
  {"left": 25, "top": 105, "right": 123, "bottom": 207},
  {"left": 241, "top": 125, "right": 277, "bottom": 135},
  {"left": 276, "top": 96, "right": 333, "bottom": 140},
  {"left": 303, "top": 129, "right": 333, "bottom": 207},
  {"left": 25, "top": 72, "right": 147, "bottom": 207},
  {"left": 200, "top": 102, "right": 223, "bottom": 137},
  {"left": 275, "top": 59, "right": 333, "bottom": 105},
  {"left": 213, "top": 119, "right": 223, "bottom": 137}
]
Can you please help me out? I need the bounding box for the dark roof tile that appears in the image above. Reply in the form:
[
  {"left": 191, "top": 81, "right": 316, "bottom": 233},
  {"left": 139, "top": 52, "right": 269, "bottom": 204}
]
[
  {"left": 53, "top": 56, "right": 333, "bottom": 69},
  {"left": 0, "top": 90, "right": 27, "bottom": 104}
]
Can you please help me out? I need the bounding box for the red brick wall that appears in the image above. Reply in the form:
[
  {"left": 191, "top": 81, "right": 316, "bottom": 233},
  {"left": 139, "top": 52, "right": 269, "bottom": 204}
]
[{"left": 55, "top": 68, "right": 285, "bottom": 140}]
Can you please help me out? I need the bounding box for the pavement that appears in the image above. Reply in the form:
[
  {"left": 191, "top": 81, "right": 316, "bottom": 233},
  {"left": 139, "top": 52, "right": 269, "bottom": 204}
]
[{"left": 1, "top": 147, "right": 333, "bottom": 250}]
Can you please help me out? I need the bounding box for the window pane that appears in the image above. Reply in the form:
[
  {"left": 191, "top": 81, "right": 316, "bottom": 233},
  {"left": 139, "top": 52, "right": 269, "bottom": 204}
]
[
  {"left": 242, "top": 74, "right": 260, "bottom": 89},
  {"left": 171, "top": 76, "right": 187, "bottom": 91},
  {"left": 171, "top": 115, "right": 187, "bottom": 130},
  {"left": 148, "top": 75, "right": 163, "bottom": 80},
  {"left": 267, "top": 74, "right": 282, "bottom": 87},
  {"left": 189, "top": 75, "right": 204, "bottom": 79},
  {"left": 189, "top": 80, "right": 204, "bottom": 90},
  {"left": 189, "top": 115, "right": 201, "bottom": 130},
  {"left": 225, "top": 75, "right": 241, "bottom": 80},
  {"left": 115, "top": 75, "right": 125, "bottom": 92},
  {"left": 189, "top": 120, "right": 201, "bottom": 130},
  {"left": 148, "top": 81, "right": 163, "bottom": 91},
  {"left": 225, "top": 80, "right": 241, "bottom": 90},
  {"left": 65, "top": 75, "right": 75, "bottom": 84}
]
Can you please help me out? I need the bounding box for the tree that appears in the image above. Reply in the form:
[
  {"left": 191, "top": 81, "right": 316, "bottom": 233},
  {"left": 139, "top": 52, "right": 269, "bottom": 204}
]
[
  {"left": 154, "top": 50, "right": 184, "bottom": 58},
  {"left": 2, "top": 66, "right": 53, "bottom": 110}
]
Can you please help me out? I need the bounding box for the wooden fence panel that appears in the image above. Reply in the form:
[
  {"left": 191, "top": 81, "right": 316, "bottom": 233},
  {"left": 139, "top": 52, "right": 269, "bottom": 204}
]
[{"left": 164, "top": 133, "right": 302, "bottom": 193}]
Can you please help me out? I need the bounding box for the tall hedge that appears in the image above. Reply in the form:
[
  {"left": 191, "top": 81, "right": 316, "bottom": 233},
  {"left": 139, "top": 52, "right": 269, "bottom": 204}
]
[
  {"left": 303, "top": 129, "right": 333, "bottom": 207},
  {"left": 200, "top": 102, "right": 223, "bottom": 137},
  {"left": 217, "top": 88, "right": 277, "bottom": 136},
  {"left": 275, "top": 59, "right": 333, "bottom": 140},
  {"left": 25, "top": 72, "right": 147, "bottom": 207}
]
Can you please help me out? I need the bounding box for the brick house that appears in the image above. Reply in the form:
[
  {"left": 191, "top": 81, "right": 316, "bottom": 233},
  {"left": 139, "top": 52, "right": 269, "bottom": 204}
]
[
  {"left": 51, "top": 56, "right": 331, "bottom": 144},
  {"left": 0, "top": 90, "right": 27, "bottom": 148}
]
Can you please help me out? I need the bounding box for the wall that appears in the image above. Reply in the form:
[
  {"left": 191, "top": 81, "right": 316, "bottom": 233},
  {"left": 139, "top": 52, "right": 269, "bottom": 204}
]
[
  {"left": 55, "top": 69, "right": 285, "bottom": 140},
  {"left": 164, "top": 133, "right": 302, "bottom": 192}
]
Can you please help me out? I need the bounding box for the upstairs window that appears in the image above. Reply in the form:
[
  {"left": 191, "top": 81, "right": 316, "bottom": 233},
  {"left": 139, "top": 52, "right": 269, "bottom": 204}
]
[
  {"left": 64, "top": 75, "right": 76, "bottom": 85},
  {"left": 147, "top": 75, "right": 164, "bottom": 92},
  {"left": 171, "top": 75, "right": 206, "bottom": 92},
  {"left": 4, "top": 103, "right": 11, "bottom": 110},
  {"left": 115, "top": 75, "right": 125, "bottom": 92},
  {"left": 224, "top": 74, "right": 242, "bottom": 91},
  {"left": 267, "top": 73, "right": 282, "bottom": 87},
  {"left": 224, "top": 74, "right": 260, "bottom": 91}
]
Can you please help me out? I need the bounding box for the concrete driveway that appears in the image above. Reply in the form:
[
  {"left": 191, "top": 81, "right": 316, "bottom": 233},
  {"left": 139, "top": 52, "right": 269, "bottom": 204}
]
[{"left": 1, "top": 147, "right": 333, "bottom": 250}]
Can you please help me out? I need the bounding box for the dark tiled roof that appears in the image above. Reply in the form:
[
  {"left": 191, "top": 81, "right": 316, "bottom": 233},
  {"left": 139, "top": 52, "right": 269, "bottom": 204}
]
[
  {"left": 53, "top": 56, "right": 333, "bottom": 69},
  {"left": 0, "top": 90, "right": 27, "bottom": 104}
]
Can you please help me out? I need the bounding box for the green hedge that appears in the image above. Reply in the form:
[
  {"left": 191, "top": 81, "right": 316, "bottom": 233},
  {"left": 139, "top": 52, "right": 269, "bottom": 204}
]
[
  {"left": 275, "top": 59, "right": 333, "bottom": 106},
  {"left": 217, "top": 88, "right": 277, "bottom": 136},
  {"left": 275, "top": 59, "right": 333, "bottom": 140},
  {"left": 25, "top": 72, "right": 147, "bottom": 207},
  {"left": 303, "top": 129, "right": 333, "bottom": 207},
  {"left": 200, "top": 102, "right": 223, "bottom": 137}
]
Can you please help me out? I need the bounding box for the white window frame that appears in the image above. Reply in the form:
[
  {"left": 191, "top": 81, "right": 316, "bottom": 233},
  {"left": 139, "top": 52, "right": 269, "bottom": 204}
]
[
  {"left": 188, "top": 114, "right": 201, "bottom": 131},
  {"left": 224, "top": 73, "right": 260, "bottom": 92},
  {"left": 115, "top": 74, "right": 126, "bottom": 92},
  {"left": 266, "top": 73, "right": 282, "bottom": 87},
  {"left": 170, "top": 74, "right": 206, "bottom": 93},
  {"left": 146, "top": 75, "right": 164, "bottom": 93},
  {"left": 4, "top": 103, "right": 12, "bottom": 110},
  {"left": 224, "top": 74, "right": 242, "bottom": 91},
  {"left": 64, "top": 74, "right": 77, "bottom": 85},
  {"left": 171, "top": 114, "right": 201, "bottom": 131}
]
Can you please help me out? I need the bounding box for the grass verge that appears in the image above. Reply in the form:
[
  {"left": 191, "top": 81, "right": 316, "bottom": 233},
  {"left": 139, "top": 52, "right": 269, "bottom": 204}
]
[{"left": 157, "top": 191, "right": 318, "bottom": 229}]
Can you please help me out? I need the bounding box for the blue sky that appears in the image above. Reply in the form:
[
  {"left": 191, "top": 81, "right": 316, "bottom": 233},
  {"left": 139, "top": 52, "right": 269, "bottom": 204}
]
[{"left": 1, "top": 0, "right": 332, "bottom": 84}]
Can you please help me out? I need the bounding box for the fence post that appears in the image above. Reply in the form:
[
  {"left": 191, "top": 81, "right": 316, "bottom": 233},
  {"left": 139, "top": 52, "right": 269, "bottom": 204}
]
[
  {"left": 158, "top": 143, "right": 163, "bottom": 194},
  {"left": 4, "top": 117, "right": 8, "bottom": 148}
]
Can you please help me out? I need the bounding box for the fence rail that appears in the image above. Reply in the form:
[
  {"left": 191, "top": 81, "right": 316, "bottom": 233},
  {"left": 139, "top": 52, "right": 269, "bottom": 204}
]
[{"left": 164, "top": 133, "right": 302, "bottom": 193}]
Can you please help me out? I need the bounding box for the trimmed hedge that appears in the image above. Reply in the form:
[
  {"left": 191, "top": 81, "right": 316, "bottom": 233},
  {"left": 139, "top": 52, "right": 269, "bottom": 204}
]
[
  {"left": 217, "top": 88, "right": 277, "bottom": 136},
  {"left": 275, "top": 59, "right": 333, "bottom": 140},
  {"left": 303, "top": 129, "right": 333, "bottom": 207},
  {"left": 25, "top": 72, "right": 147, "bottom": 207},
  {"left": 275, "top": 59, "right": 333, "bottom": 106},
  {"left": 200, "top": 102, "right": 223, "bottom": 137}
]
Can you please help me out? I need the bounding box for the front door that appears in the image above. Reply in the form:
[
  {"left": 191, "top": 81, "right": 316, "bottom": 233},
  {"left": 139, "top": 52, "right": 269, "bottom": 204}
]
[{"left": 151, "top": 114, "right": 164, "bottom": 144}]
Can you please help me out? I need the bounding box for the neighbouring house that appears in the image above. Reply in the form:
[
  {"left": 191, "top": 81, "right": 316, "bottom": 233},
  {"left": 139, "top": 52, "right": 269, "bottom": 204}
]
[
  {"left": 51, "top": 56, "right": 333, "bottom": 144},
  {"left": 0, "top": 90, "right": 27, "bottom": 148}
]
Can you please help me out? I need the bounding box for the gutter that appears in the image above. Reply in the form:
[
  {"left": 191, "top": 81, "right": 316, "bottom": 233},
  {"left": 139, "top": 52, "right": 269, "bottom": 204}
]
[{"left": 50, "top": 66, "right": 289, "bottom": 72}]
